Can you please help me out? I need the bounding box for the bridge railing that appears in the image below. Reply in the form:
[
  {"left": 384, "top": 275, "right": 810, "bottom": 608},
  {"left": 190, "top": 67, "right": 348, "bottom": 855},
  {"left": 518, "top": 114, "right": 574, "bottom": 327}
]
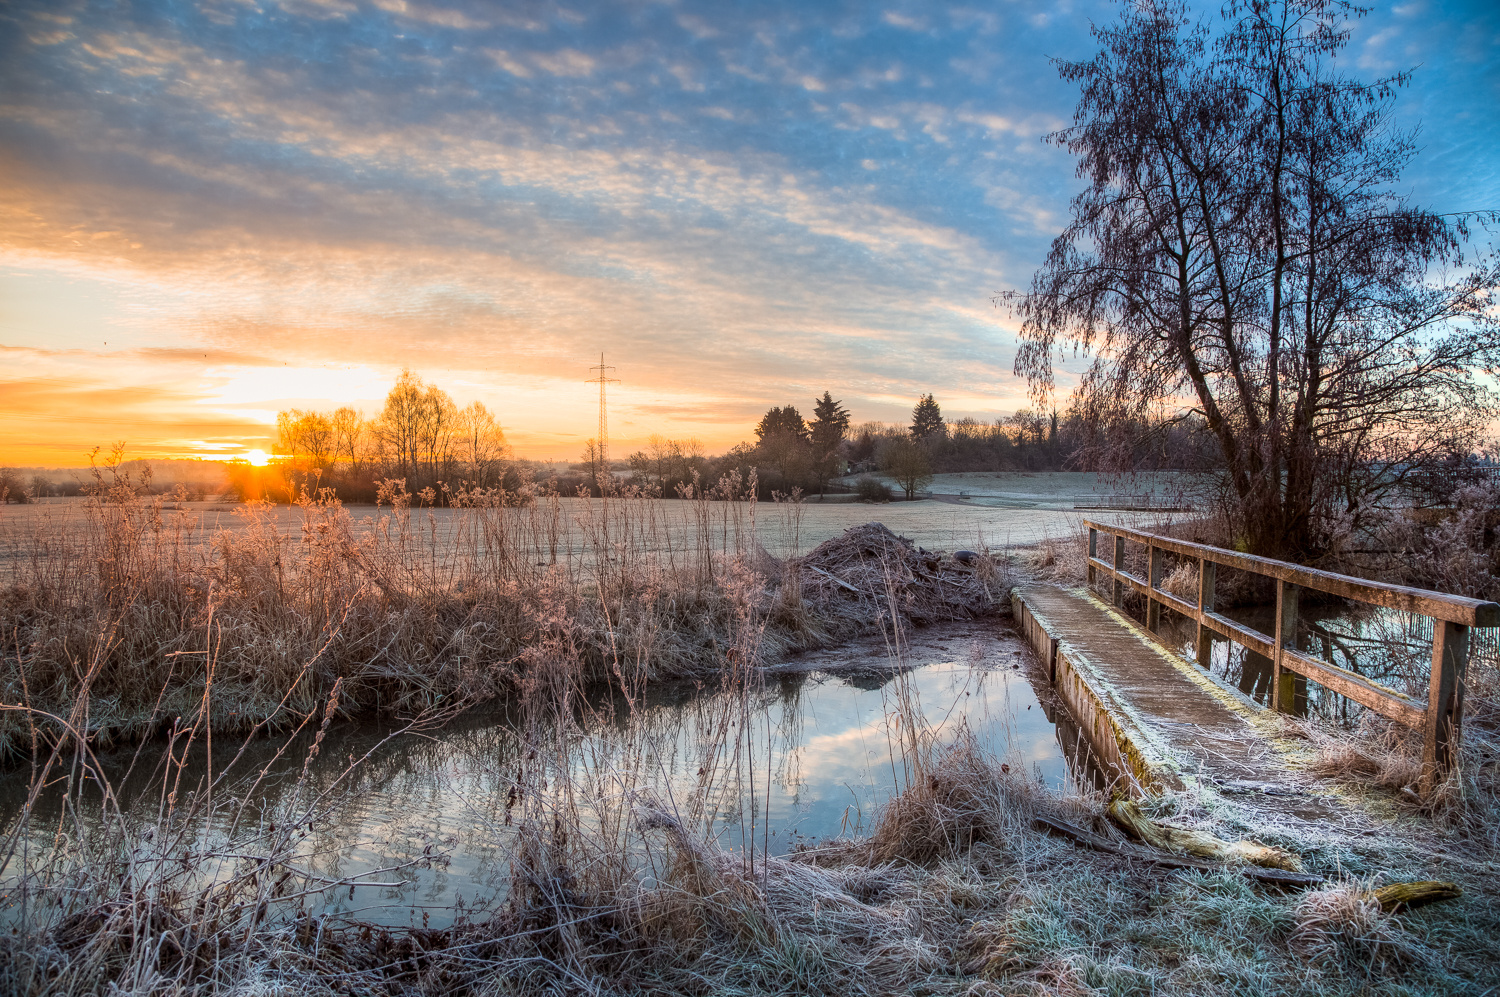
[{"left": 1084, "top": 520, "right": 1500, "bottom": 788}]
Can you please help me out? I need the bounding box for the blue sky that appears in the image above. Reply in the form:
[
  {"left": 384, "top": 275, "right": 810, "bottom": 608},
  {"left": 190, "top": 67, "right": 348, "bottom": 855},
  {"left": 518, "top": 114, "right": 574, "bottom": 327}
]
[{"left": 1, "top": 0, "right": 1496, "bottom": 462}]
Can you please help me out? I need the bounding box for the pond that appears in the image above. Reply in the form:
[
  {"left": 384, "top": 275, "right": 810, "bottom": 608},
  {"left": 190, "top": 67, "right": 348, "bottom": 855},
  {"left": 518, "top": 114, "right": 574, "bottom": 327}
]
[{"left": 0, "top": 622, "right": 1065, "bottom": 929}]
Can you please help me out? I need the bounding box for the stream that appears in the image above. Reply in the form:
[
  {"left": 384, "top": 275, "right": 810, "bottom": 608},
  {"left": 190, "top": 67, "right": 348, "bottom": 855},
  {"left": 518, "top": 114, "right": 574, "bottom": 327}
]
[{"left": 0, "top": 622, "right": 1066, "bottom": 928}]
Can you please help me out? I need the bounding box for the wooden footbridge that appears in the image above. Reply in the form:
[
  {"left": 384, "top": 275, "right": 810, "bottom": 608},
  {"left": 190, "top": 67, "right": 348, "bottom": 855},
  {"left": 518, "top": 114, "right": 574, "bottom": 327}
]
[{"left": 1016, "top": 521, "right": 1498, "bottom": 797}]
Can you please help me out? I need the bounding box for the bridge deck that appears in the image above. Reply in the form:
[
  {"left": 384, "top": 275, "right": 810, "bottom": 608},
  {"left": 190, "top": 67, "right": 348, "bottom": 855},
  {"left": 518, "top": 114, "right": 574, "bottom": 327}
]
[{"left": 1016, "top": 585, "right": 1307, "bottom": 794}]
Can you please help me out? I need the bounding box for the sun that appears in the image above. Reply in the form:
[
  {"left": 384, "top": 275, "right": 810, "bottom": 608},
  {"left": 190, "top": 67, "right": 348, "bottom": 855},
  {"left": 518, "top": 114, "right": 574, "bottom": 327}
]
[{"left": 244, "top": 449, "right": 270, "bottom": 467}]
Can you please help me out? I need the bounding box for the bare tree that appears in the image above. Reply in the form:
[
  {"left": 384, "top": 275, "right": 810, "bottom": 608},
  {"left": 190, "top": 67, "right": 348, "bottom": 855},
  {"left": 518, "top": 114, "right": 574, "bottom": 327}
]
[
  {"left": 275, "top": 410, "right": 335, "bottom": 472},
  {"left": 331, "top": 406, "right": 364, "bottom": 473},
  {"left": 882, "top": 436, "right": 933, "bottom": 500},
  {"left": 1015, "top": 0, "right": 1499, "bottom": 558},
  {"left": 454, "top": 400, "right": 509, "bottom": 485},
  {"left": 374, "top": 370, "right": 458, "bottom": 485}
]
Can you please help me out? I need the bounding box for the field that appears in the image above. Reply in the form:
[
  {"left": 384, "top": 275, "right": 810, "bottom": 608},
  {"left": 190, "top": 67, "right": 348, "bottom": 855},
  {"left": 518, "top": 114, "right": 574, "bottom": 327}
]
[
  {"left": 0, "top": 488, "right": 1149, "bottom": 578},
  {"left": 848, "top": 470, "right": 1206, "bottom": 508}
]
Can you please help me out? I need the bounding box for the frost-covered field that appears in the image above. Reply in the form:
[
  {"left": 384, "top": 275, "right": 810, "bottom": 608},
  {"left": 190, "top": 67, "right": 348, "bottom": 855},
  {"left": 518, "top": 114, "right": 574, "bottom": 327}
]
[{"left": 0, "top": 491, "right": 1154, "bottom": 578}]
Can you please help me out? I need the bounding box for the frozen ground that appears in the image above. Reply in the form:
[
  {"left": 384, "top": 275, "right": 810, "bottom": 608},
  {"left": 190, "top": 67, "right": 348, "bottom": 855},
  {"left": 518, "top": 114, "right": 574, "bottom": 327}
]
[
  {"left": 0, "top": 494, "right": 1167, "bottom": 579},
  {"left": 841, "top": 470, "right": 1206, "bottom": 509}
]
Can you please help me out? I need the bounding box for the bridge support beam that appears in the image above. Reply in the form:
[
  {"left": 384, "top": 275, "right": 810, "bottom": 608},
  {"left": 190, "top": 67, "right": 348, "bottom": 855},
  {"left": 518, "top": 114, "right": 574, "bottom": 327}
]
[
  {"left": 1422, "top": 621, "right": 1469, "bottom": 794},
  {"left": 1195, "top": 559, "right": 1216, "bottom": 669},
  {"left": 1272, "top": 581, "right": 1306, "bottom": 716}
]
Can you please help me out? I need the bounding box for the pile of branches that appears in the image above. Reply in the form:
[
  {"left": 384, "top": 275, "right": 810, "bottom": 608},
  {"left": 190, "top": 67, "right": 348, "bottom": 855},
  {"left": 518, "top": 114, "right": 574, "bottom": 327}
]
[{"left": 792, "top": 523, "right": 1003, "bottom": 627}]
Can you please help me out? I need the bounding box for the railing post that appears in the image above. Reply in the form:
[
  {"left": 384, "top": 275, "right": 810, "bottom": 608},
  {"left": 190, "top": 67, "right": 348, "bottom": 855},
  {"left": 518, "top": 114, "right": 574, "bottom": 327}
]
[
  {"left": 1087, "top": 528, "right": 1097, "bottom": 587},
  {"left": 1112, "top": 535, "right": 1125, "bottom": 607},
  {"left": 1195, "top": 557, "right": 1216, "bottom": 669},
  {"left": 1421, "top": 620, "right": 1469, "bottom": 792},
  {"left": 1272, "top": 580, "right": 1305, "bottom": 716},
  {"left": 1146, "top": 544, "right": 1162, "bottom": 632}
]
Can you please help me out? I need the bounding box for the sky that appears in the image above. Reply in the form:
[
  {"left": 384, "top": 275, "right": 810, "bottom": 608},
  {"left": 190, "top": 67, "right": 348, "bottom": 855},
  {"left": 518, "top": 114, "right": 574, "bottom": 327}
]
[{"left": 1, "top": 0, "right": 1497, "bottom": 465}]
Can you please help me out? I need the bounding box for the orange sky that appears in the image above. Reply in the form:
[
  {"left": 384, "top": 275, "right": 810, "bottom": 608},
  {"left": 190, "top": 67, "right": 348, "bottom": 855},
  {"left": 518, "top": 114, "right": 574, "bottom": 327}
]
[{"left": 3, "top": 0, "right": 1493, "bottom": 467}]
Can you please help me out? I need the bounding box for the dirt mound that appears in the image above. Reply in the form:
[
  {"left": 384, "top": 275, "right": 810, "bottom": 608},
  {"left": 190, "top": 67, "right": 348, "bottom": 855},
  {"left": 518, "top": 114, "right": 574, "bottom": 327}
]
[{"left": 794, "top": 522, "right": 1002, "bottom": 625}]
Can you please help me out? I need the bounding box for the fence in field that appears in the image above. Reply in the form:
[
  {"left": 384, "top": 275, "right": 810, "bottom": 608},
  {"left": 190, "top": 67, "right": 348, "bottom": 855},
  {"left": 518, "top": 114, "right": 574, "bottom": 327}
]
[{"left": 1085, "top": 521, "right": 1499, "bottom": 790}]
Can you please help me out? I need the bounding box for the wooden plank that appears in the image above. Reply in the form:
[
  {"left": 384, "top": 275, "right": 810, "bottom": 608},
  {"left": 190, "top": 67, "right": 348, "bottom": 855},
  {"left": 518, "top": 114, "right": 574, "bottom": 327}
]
[
  {"left": 1147, "top": 544, "right": 1163, "bottom": 632},
  {"left": 1273, "top": 581, "right": 1306, "bottom": 716},
  {"left": 1112, "top": 535, "right": 1126, "bottom": 607},
  {"left": 1197, "top": 559, "right": 1216, "bottom": 669},
  {"left": 1274, "top": 649, "right": 1425, "bottom": 727},
  {"left": 1088, "top": 528, "right": 1098, "bottom": 587},
  {"left": 1203, "top": 611, "right": 1275, "bottom": 658},
  {"left": 1084, "top": 521, "right": 1500, "bottom": 627},
  {"left": 1086, "top": 557, "right": 1275, "bottom": 655},
  {"left": 1086, "top": 546, "right": 1426, "bottom": 729},
  {"left": 1422, "top": 621, "right": 1469, "bottom": 789}
]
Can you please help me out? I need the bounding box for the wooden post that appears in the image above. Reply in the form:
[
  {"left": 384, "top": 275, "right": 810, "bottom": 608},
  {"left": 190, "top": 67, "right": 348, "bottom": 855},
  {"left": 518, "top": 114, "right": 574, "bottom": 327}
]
[
  {"left": 1195, "top": 558, "right": 1216, "bottom": 669},
  {"left": 1088, "top": 528, "right": 1097, "bottom": 587},
  {"left": 1146, "top": 544, "right": 1162, "bottom": 632},
  {"left": 1421, "top": 620, "right": 1469, "bottom": 792},
  {"left": 1112, "top": 535, "right": 1126, "bottom": 607},
  {"left": 1272, "top": 580, "right": 1305, "bottom": 716}
]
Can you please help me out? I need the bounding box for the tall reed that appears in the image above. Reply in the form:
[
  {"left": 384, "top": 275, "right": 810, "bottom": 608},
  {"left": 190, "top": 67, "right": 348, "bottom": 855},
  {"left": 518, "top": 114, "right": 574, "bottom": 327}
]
[{"left": 0, "top": 467, "right": 805, "bottom": 759}]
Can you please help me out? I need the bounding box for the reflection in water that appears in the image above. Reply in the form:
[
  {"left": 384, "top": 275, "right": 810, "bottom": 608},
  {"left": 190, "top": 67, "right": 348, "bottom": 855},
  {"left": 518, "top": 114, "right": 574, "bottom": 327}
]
[
  {"left": 1, "top": 640, "right": 1065, "bottom": 928},
  {"left": 1162, "top": 602, "right": 1497, "bottom": 721}
]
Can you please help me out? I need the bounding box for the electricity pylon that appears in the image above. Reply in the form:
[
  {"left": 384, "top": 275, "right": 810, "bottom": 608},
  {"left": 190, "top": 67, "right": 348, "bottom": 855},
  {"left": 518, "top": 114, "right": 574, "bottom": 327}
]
[{"left": 585, "top": 354, "right": 618, "bottom": 484}]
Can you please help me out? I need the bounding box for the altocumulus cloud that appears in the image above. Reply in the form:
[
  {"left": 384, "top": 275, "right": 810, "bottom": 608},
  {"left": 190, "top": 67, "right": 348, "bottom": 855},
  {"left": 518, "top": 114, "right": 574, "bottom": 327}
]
[{"left": 0, "top": 0, "right": 1495, "bottom": 461}]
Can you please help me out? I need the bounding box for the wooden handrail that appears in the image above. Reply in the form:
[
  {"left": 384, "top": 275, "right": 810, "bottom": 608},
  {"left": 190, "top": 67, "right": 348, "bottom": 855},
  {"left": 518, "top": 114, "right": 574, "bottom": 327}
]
[
  {"left": 1087, "top": 521, "right": 1499, "bottom": 627},
  {"left": 1083, "top": 520, "right": 1497, "bottom": 790}
]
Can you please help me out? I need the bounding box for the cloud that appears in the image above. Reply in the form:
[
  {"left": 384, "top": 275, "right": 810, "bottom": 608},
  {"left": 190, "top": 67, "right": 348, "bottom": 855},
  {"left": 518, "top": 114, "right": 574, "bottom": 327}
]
[
  {"left": 530, "top": 47, "right": 597, "bottom": 77},
  {"left": 882, "top": 12, "right": 928, "bottom": 31},
  {"left": 0, "top": 375, "right": 276, "bottom": 463},
  {"left": 1, "top": 0, "right": 1491, "bottom": 464},
  {"left": 485, "top": 48, "right": 532, "bottom": 77}
]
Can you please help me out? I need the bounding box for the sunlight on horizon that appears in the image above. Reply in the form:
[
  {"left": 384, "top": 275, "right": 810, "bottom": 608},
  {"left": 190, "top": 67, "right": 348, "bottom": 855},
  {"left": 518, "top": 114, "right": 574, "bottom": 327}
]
[{"left": 1, "top": 0, "right": 1494, "bottom": 467}]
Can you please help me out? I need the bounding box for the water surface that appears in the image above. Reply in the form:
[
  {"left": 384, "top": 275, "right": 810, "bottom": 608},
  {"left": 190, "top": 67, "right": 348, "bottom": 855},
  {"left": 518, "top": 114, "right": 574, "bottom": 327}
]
[{"left": 1, "top": 622, "right": 1062, "bottom": 928}]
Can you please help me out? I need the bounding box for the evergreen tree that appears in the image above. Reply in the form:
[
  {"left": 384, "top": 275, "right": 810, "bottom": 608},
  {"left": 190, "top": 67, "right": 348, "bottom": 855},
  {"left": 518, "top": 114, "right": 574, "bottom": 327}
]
[
  {"left": 911, "top": 394, "right": 944, "bottom": 440},
  {"left": 754, "top": 404, "right": 811, "bottom": 488},
  {"left": 755, "top": 405, "right": 809, "bottom": 442},
  {"left": 808, "top": 391, "right": 851, "bottom": 496}
]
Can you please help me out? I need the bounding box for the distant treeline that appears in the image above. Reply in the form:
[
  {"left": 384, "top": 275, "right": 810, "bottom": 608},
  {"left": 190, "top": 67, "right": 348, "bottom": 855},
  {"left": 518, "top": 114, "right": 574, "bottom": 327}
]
[
  {"left": 0, "top": 457, "right": 229, "bottom": 504},
  {"left": 2, "top": 373, "right": 1220, "bottom": 505},
  {"left": 608, "top": 393, "right": 1221, "bottom": 501}
]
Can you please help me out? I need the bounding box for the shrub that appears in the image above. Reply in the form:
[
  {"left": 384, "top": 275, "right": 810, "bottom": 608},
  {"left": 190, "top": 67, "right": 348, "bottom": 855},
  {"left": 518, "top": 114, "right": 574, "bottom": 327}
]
[{"left": 855, "top": 476, "right": 893, "bottom": 503}]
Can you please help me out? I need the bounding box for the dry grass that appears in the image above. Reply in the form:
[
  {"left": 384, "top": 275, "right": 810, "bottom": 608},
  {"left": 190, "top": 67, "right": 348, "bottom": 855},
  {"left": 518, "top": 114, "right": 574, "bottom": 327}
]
[
  {"left": 1021, "top": 516, "right": 1090, "bottom": 584},
  {"left": 868, "top": 729, "right": 1092, "bottom": 864},
  {"left": 4, "top": 478, "right": 1500, "bottom": 995},
  {"left": 1301, "top": 715, "right": 1500, "bottom": 853},
  {"left": 0, "top": 483, "right": 1017, "bottom": 996},
  {"left": 6, "top": 678, "right": 1498, "bottom": 996},
  {"left": 1291, "top": 881, "right": 1426, "bottom": 974},
  {"left": 0, "top": 471, "right": 1004, "bottom": 761}
]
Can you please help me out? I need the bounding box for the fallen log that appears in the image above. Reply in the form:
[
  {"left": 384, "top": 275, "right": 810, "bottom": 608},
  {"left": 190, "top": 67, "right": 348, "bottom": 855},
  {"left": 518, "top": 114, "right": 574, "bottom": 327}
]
[
  {"left": 1033, "top": 816, "right": 1324, "bottom": 887},
  {"left": 1369, "top": 881, "right": 1462, "bottom": 913},
  {"left": 1107, "top": 798, "right": 1303, "bottom": 872}
]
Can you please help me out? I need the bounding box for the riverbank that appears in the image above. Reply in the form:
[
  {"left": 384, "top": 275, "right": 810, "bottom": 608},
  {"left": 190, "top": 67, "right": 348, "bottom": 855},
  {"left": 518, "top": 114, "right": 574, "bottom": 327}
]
[{"left": 0, "top": 487, "right": 1008, "bottom": 761}]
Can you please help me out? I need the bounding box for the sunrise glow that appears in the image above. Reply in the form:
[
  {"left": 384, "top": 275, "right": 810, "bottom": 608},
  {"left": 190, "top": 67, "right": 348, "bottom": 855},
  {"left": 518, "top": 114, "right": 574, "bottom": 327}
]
[{"left": 1, "top": 0, "right": 1495, "bottom": 469}]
